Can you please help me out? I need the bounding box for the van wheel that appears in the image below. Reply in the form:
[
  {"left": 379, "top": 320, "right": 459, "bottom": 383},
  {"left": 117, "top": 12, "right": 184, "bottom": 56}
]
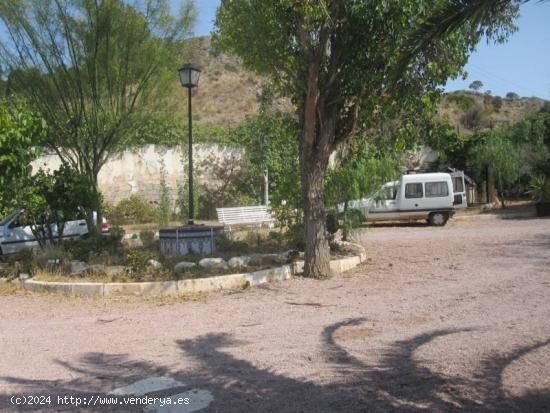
[{"left": 429, "top": 212, "right": 448, "bottom": 226}]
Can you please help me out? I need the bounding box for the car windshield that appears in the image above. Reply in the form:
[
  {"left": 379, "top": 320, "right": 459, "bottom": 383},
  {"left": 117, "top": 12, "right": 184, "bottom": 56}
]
[
  {"left": 374, "top": 183, "right": 399, "bottom": 201},
  {"left": 0, "top": 210, "right": 21, "bottom": 227}
]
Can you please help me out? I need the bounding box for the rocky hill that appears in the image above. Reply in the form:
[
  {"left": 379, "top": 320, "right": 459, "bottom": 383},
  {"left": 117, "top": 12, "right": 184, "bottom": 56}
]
[
  {"left": 167, "top": 36, "right": 265, "bottom": 126},
  {"left": 438, "top": 91, "right": 547, "bottom": 133},
  {"left": 172, "top": 36, "right": 547, "bottom": 133}
]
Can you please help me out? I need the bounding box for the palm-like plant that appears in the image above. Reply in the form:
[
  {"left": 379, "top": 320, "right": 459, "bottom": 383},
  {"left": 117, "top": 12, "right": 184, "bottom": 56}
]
[
  {"left": 399, "top": 0, "right": 547, "bottom": 71},
  {"left": 528, "top": 176, "right": 550, "bottom": 203}
]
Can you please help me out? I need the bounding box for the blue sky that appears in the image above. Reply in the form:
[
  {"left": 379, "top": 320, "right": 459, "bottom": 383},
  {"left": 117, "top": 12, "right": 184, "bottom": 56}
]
[
  {"left": 445, "top": 2, "right": 550, "bottom": 99},
  {"left": 188, "top": 0, "right": 550, "bottom": 100}
]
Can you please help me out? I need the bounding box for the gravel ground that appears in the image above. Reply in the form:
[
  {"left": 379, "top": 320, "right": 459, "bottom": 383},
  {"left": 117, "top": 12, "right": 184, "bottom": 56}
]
[{"left": 1, "top": 215, "right": 549, "bottom": 412}]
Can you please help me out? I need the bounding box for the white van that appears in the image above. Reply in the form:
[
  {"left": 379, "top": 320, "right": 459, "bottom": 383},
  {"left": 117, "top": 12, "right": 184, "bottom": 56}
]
[
  {"left": 343, "top": 173, "right": 456, "bottom": 226},
  {"left": 0, "top": 209, "right": 109, "bottom": 255}
]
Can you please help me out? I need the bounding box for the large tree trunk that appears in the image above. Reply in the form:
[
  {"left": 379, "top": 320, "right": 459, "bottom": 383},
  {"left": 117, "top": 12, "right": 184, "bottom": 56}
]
[
  {"left": 298, "top": 57, "right": 335, "bottom": 279},
  {"left": 301, "top": 155, "right": 332, "bottom": 278}
]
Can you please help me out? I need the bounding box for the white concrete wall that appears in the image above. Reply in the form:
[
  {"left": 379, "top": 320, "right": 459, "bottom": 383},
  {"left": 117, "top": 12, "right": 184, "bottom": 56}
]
[{"left": 31, "top": 144, "right": 243, "bottom": 205}]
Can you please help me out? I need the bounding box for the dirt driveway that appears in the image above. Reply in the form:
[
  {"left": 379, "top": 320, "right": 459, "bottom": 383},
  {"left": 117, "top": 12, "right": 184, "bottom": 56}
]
[{"left": 1, "top": 216, "right": 549, "bottom": 412}]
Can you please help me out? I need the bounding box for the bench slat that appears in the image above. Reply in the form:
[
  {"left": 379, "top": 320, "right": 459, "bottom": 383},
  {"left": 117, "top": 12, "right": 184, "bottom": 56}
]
[{"left": 216, "top": 205, "right": 274, "bottom": 227}]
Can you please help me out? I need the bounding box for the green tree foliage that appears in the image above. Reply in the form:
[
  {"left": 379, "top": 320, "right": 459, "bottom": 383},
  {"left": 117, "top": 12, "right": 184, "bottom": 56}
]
[
  {"left": 177, "top": 179, "right": 200, "bottom": 221},
  {"left": 528, "top": 175, "right": 550, "bottom": 203},
  {"left": 492, "top": 95, "right": 503, "bottom": 112},
  {"left": 325, "top": 140, "right": 402, "bottom": 239},
  {"left": 214, "top": 0, "right": 517, "bottom": 277},
  {"left": 469, "top": 131, "right": 520, "bottom": 207},
  {"left": 469, "top": 80, "right": 484, "bottom": 91},
  {"left": 0, "top": 99, "right": 46, "bottom": 215},
  {"left": 127, "top": 116, "right": 232, "bottom": 146},
  {"left": 400, "top": 0, "right": 521, "bottom": 68},
  {"left": 532, "top": 110, "right": 550, "bottom": 174},
  {"left": 506, "top": 91, "right": 520, "bottom": 99},
  {"left": 196, "top": 153, "right": 258, "bottom": 219},
  {"left": 509, "top": 116, "right": 550, "bottom": 176},
  {"left": 0, "top": 0, "right": 197, "bottom": 232},
  {"left": 23, "top": 165, "right": 100, "bottom": 247},
  {"left": 468, "top": 117, "right": 549, "bottom": 207},
  {"left": 229, "top": 86, "right": 301, "bottom": 223},
  {"left": 424, "top": 121, "right": 476, "bottom": 172}
]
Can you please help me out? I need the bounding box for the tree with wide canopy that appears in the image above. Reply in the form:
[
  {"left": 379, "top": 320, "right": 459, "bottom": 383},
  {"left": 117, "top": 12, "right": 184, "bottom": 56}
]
[{"left": 214, "top": 0, "right": 520, "bottom": 278}]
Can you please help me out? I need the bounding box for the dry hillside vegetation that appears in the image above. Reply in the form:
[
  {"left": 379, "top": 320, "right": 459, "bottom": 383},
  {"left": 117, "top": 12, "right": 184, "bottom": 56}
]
[
  {"left": 437, "top": 91, "right": 545, "bottom": 133},
  {"left": 167, "top": 37, "right": 263, "bottom": 125},
  {"left": 169, "top": 37, "right": 547, "bottom": 132}
]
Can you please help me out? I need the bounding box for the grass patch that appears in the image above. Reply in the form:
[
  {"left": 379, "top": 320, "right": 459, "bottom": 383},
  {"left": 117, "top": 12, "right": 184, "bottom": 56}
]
[{"left": 0, "top": 281, "right": 23, "bottom": 295}]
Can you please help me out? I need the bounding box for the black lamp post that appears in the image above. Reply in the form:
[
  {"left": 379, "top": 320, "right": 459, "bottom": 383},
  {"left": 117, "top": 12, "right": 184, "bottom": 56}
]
[{"left": 178, "top": 64, "right": 201, "bottom": 225}]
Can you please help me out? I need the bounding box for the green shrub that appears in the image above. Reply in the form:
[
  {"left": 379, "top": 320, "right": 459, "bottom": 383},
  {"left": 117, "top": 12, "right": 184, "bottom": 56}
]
[
  {"left": 63, "top": 227, "right": 124, "bottom": 262},
  {"left": 492, "top": 96, "right": 503, "bottom": 112},
  {"left": 285, "top": 222, "right": 305, "bottom": 251},
  {"left": 6, "top": 248, "right": 35, "bottom": 275},
  {"left": 326, "top": 213, "right": 338, "bottom": 234},
  {"left": 123, "top": 249, "right": 157, "bottom": 274},
  {"left": 139, "top": 230, "right": 156, "bottom": 248},
  {"left": 447, "top": 93, "right": 477, "bottom": 110},
  {"left": 460, "top": 104, "right": 485, "bottom": 130},
  {"left": 506, "top": 92, "right": 519, "bottom": 100},
  {"left": 110, "top": 196, "right": 156, "bottom": 225},
  {"left": 528, "top": 176, "right": 550, "bottom": 203},
  {"left": 32, "top": 246, "right": 69, "bottom": 269},
  {"left": 267, "top": 230, "right": 286, "bottom": 245},
  {"left": 157, "top": 160, "right": 172, "bottom": 226},
  {"left": 244, "top": 231, "right": 261, "bottom": 249},
  {"left": 108, "top": 225, "right": 125, "bottom": 244},
  {"left": 214, "top": 232, "right": 251, "bottom": 253},
  {"left": 342, "top": 209, "right": 364, "bottom": 230}
]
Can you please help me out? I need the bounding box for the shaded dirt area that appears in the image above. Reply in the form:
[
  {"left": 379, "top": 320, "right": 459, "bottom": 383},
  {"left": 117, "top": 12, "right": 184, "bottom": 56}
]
[{"left": 1, "top": 216, "right": 549, "bottom": 412}]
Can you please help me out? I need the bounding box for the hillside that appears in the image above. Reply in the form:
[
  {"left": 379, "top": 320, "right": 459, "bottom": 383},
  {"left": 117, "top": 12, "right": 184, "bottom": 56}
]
[
  {"left": 174, "top": 36, "right": 547, "bottom": 133},
  {"left": 438, "top": 91, "right": 547, "bottom": 133},
  {"left": 167, "top": 36, "right": 264, "bottom": 125}
]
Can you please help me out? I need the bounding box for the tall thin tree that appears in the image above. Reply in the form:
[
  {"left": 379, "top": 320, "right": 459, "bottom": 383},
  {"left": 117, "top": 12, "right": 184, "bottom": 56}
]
[{"left": 0, "top": 0, "right": 196, "bottom": 231}]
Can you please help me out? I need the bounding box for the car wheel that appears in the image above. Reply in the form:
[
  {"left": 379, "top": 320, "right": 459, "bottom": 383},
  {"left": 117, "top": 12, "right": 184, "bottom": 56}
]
[{"left": 429, "top": 212, "right": 448, "bottom": 226}]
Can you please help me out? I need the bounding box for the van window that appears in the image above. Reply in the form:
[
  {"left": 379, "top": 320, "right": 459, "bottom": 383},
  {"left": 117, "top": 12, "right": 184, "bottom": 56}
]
[
  {"left": 405, "top": 183, "right": 423, "bottom": 198},
  {"left": 453, "top": 177, "right": 464, "bottom": 192},
  {"left": 425, "top": 181, "right": 449, "bottom": 197}
]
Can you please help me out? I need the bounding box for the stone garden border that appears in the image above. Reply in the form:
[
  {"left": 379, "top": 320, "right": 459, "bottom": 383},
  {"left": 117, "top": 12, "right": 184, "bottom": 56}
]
[{"left": 22, "top": 252, "right": 366, "bottom": 298}]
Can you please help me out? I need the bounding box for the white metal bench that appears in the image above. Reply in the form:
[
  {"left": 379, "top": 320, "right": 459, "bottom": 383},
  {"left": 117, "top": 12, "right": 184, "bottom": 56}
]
[{"left": 216, "top": 205, "right": 275, "bottom": 230}]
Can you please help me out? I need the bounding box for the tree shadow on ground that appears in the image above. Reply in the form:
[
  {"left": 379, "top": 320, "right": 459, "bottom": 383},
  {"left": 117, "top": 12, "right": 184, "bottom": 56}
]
[
  {"left": 489, "top": 233, "right": 550, "bottom": 271},
  {"left": 1, "top": 320, "right": 549, "bottom": 412}
]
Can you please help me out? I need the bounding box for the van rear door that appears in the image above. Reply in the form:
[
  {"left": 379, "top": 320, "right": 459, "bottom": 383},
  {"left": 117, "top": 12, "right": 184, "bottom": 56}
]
[{"left": 450, "top": 172, "right": 467, "bottom": 208}]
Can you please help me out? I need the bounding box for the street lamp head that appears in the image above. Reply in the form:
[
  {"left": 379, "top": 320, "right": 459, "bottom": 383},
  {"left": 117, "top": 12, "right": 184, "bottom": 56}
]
[{"left": 178, "top": 64, "right": 201, "bottom": 88}]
